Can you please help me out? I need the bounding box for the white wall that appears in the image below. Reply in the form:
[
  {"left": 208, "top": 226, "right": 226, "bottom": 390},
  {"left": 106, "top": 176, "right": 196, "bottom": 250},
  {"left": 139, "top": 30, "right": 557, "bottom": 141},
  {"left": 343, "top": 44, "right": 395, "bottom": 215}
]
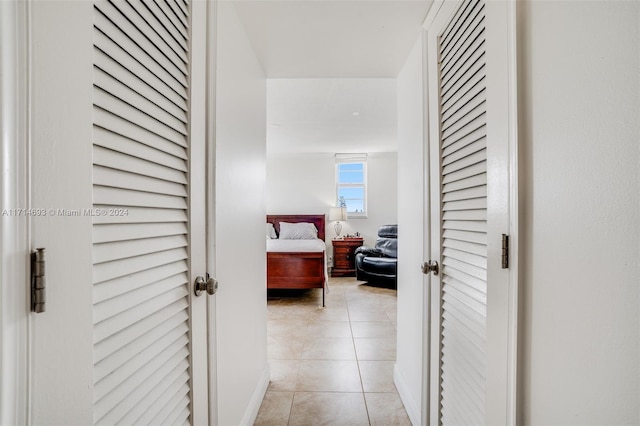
[
  {"left": 266, "top": 152, "right": 398, "bottom": 257},
  {"left": 215, "top": 3, "right": 269, "bottom": 425},
  {"left": 395, "top": 35, "right": 427, "bottom": 426},
  {"left": 517, "top": 2, "right": 640, "bottom": 424}
]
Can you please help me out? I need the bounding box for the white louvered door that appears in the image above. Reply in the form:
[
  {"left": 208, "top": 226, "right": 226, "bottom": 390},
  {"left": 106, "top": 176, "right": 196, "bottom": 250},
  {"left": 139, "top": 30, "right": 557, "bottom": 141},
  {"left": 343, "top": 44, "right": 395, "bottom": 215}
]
[
  {"left": 91, "top": 0, "right": 209, "bottom": 425},
  {"left": 425, "top": 0, "right": 517, "bottom": 424}
]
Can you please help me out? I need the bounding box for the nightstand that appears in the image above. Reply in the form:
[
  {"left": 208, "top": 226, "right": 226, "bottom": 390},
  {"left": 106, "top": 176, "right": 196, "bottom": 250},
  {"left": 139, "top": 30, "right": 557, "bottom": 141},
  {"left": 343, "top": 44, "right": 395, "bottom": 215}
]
[{"left": 331, "top": 238, "right": 364, "bottom": 277}]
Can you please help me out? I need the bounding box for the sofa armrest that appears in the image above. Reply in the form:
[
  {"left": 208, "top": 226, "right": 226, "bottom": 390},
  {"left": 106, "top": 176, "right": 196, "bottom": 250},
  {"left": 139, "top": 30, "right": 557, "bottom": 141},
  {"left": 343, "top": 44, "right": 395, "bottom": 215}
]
[{"left": 355, "top": 246, "right": 382, "bottom": 257}]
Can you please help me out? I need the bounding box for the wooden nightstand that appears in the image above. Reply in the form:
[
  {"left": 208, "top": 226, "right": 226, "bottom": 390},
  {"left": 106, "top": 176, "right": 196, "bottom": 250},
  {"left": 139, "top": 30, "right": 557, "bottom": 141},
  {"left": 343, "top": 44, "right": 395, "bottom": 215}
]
[{"left": 331, "top": 238, "right": 364, "bottom": 277}]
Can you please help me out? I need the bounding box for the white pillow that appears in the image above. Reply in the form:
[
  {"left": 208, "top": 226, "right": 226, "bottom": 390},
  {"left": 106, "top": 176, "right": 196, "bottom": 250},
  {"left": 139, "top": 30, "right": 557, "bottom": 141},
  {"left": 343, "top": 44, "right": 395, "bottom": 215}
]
[
  {"left": 279, "top": 222, "right": 318, "bottom": 240},
  {"left": 266, "top": 223, "right": 278, "bottom": 239}
]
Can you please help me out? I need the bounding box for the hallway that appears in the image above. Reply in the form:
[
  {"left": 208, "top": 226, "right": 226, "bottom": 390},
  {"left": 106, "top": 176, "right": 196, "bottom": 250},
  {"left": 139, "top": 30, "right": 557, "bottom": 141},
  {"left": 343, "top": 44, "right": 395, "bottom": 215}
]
[{"left": 255, "top": 277, "right": 410, "bottom": 425}]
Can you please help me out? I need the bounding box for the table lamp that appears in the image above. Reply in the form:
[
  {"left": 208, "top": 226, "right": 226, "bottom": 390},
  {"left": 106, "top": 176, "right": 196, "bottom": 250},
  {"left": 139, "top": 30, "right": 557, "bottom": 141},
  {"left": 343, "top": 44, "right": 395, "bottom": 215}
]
[{"left": 329, "top": 207, "right": 347, "bottom": 238}]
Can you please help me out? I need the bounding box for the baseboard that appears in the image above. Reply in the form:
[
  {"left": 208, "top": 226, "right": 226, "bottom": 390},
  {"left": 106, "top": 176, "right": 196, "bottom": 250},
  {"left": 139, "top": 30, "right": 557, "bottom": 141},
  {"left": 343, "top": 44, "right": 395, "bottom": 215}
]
[
  {"left": 394, "top": 363, "right": 421, "bottom": 426},
  {"left": 238, "top": 363, "right": 270, "bottom": 426}
]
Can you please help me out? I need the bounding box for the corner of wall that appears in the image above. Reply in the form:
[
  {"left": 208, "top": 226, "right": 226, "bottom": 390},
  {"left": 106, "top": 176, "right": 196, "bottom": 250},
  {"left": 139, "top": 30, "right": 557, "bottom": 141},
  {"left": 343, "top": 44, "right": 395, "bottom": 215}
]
[
  {"left": 238, "top": 364, "right": 270, "bottom": 426},
  {"left": 395, "top": 31, "right": 428, "bottom": 426},
  {"left": 394, "top": 364, "right": 421, "bottom": 426}
]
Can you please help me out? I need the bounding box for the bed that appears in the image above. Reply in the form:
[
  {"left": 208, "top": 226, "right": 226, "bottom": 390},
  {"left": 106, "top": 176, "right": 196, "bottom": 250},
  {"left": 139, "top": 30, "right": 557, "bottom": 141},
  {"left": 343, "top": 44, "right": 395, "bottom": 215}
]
[{"left": 266, "top": 214, "right": 327, "bottom": 306}]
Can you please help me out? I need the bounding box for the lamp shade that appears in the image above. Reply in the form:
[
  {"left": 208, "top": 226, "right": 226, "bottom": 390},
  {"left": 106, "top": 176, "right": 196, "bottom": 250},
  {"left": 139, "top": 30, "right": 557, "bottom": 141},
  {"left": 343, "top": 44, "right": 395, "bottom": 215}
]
[{"left": 329, "top": 207, "right": 347, "bottom": 222}]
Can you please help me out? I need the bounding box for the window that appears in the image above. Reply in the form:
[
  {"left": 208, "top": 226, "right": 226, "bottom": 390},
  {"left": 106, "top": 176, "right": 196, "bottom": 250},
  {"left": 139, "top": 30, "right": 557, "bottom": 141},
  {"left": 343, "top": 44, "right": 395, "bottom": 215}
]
[{"left": 336, "top": 154, "right": 367, "bottom": 218}]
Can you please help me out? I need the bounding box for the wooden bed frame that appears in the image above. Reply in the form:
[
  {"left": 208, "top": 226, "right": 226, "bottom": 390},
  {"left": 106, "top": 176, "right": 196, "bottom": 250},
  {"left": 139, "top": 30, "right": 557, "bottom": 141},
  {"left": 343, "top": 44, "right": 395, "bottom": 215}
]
[{"left": 266, "top": 214, "right": 327, "bottom": 306}]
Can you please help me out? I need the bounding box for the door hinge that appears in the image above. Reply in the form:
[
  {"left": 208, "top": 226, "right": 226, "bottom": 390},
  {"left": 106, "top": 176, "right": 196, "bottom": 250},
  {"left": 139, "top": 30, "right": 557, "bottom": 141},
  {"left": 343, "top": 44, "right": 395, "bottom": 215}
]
[
  {"left": 31, "top": 248, "right": 46, "bottom": 313},
  {"left": 501, "top": 234, "right": 510, "bottom": 269}
]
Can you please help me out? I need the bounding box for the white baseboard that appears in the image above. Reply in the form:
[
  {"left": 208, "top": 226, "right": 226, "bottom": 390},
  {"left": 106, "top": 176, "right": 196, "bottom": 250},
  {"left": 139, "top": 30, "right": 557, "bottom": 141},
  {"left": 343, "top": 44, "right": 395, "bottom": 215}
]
[
  {"left": 239, "top": 363, "right": 270, "bottom": 426},
  {"left": 394, "top": 363, "right": 421, "bottom": 426}
]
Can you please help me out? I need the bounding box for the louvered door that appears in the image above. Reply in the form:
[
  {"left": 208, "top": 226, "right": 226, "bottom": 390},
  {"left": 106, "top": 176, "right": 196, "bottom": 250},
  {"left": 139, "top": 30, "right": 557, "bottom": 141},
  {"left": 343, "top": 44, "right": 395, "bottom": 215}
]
[
  {"left": 438, "top": 1, "right": 488, "bottom": 424},
  {"left": 425, "top": 0, "right": 517, "bottom": 424},
  {"left": 91, "top": 0, "right": 209, "bottom": 424}
]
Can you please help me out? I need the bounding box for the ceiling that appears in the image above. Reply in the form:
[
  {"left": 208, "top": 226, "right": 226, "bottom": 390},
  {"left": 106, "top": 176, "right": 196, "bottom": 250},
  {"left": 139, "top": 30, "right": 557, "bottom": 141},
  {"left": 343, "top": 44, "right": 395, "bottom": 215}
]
[
  {"left": 267, "top": 78, "right": 397, "bottom": 156},
  {"left": 231, "top": 1, "right": 433, "bottom": 78},
  {"left": 229, "top": 0, "right": 432, "bottom": 155}
]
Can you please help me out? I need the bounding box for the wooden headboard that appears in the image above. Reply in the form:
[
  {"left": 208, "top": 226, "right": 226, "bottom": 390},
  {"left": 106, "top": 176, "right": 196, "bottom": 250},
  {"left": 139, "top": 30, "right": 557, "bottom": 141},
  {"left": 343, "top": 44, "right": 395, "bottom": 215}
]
[{"left": 267, "top": 214, "right": 326, "bottom": 241}]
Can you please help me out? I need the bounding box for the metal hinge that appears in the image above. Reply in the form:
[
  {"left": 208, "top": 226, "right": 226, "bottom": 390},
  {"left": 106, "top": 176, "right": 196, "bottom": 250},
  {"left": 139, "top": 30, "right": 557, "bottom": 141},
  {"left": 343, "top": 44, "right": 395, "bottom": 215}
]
[
  {"left": 501, "top": 234, "right": 510, "bottom": 269},
  {"left": 31, "top": 248, "right": 46, "bottom": 313}
]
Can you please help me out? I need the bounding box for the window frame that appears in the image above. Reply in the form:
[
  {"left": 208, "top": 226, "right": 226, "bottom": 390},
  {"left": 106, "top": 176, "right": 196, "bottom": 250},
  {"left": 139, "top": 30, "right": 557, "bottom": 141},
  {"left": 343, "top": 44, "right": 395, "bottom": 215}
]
[{"left": 335, "top": 154, "right": 368, "bottom": 219}]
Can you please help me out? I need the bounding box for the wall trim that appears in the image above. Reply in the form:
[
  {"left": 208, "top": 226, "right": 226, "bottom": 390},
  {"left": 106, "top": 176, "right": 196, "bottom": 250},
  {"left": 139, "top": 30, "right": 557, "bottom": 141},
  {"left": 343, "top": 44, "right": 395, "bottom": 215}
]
[
  {"left": 506, "top": 0, "right": 520, "bottom": 423},
  {"left": 419, "top": 26, "right": 431, "bottom": 426},
  {"left": 394, "top": 363, "right": 420, "bottom": 426},
  {"left": 238, "top": 364, "right": 270, "bottom": 426},
  {"left": 0, "top": 0, "right": 30, "bottom": 424},
  {"left": 206, "top": 0, "right": 219, "bottom": 425}
]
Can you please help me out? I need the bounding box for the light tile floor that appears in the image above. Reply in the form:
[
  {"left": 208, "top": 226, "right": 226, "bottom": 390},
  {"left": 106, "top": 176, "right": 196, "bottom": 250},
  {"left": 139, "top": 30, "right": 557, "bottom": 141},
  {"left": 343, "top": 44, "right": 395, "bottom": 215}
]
[{"left": 255, "top": 277, "right": 411, "bottom": 426}]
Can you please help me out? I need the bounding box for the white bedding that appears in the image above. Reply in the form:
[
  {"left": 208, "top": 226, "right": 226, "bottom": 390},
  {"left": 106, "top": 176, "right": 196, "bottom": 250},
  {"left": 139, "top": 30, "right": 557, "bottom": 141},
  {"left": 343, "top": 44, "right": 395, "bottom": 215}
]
[{"left": 266, "top": 238, "right": 326, "bottom": 253}]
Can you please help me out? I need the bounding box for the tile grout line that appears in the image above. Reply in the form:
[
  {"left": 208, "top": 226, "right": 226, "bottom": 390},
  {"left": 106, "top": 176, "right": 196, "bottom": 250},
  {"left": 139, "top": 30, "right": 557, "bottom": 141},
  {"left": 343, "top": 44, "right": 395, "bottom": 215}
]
[
  {"left": 287, "top": 344, "right": 304, "bottom": 426},
  {"left": 344, "top": 279, "right": 373, "bottom": 426},
  {"left": 286, "top": 391, "right": 294, "bottom": 426}
]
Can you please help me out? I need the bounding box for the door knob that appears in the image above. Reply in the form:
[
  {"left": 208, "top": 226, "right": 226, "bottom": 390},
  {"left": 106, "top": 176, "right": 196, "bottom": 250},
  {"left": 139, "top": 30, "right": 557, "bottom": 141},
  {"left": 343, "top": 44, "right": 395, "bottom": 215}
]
[
  {"left": 421, "top": 260, "right": 439, "bottom": 276},
  {"left": 194, "top": 274, "right": 218, "bottom": 296}
]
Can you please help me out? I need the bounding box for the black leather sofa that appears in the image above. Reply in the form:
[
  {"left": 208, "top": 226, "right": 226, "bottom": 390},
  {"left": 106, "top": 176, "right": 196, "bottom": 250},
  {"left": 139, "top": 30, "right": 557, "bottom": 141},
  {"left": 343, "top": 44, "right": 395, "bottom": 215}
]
[{"left": 354, "top": 225, "right": 397, "bottom": 286}]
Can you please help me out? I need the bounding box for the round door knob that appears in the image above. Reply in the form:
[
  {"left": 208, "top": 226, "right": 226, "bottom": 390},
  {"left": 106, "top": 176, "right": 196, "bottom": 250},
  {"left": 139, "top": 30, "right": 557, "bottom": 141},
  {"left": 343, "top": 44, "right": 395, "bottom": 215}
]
[
  {"left": 194, "top": 275, "right": 218, "bottom": 296},
  {"left": 421, "top": 260, "right": 439, "bottom": 276}
]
